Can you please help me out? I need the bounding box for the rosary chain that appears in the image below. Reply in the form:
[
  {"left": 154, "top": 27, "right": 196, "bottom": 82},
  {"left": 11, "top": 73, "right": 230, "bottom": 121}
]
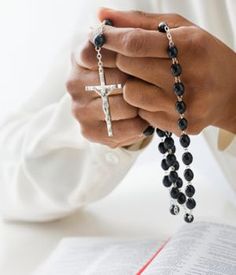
[{"left": 157, "top": 22, "right": 195, "bottom": 223}]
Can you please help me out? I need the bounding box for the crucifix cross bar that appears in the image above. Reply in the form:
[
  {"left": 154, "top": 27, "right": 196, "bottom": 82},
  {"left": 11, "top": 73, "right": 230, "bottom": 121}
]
[{"left": 85, "top": 70, "right": 122, "bottom": 137}]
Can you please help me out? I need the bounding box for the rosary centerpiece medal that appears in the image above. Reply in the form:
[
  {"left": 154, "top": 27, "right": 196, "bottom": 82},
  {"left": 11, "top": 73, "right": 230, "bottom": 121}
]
[{"left": 85, "top": 19, "right": 122, "bottom": 137}]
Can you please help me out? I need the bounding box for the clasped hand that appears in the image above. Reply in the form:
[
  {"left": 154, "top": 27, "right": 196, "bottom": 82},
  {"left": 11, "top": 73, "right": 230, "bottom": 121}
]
[{"left": 67, "top": 8, "right": 236, "bottom": 148}]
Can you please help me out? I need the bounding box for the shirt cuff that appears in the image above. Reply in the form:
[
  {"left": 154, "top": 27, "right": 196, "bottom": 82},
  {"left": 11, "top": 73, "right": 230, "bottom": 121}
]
[
  {"left": 124, "top": 136, "right": 153, "bottom": 152},
  {"left": 217, "top": 129, "right": 235, "bottom": 150}
]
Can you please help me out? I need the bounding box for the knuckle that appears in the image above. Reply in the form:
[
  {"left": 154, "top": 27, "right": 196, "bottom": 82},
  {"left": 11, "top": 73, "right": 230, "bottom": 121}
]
[
  {"left": 126, "top": 106, "right": 138, "bottom": 119},
  {"left": 188, "top": 27, "right": 207, "bottom": 56},
  {"left": 138, "top": 108, "right": 148, "bottom": 120},
  {"left": 122, "top": 29, "right": 144, "bottom": 56},
  {"left": 123, "top": 80, "right": 137, "bottom": 103},
  {"left": 116, "top": 54, "right": 126, "bottom": 71},
  {"left": 71, "top": 103, "right": 84, "bottom": 122},
  {"left": 66, "top": 77, "right": 78, "bottom": 98},
  {"left": 79, "top": 43, "right": 96, "bottom": 69},
  {"left": 66, "top": 73, "right": 86, "bottom": 102}
]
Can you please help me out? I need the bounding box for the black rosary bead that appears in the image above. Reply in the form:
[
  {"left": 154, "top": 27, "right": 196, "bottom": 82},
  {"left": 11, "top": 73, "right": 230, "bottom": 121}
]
[
  {"left": 180, "top": 134, "right": 191, "bottom": 148},
  {"left": 173, "top": 161, "right": 180, "bottom": 171},
  {"left": 185, "top": 185, "right": 195, "bottom": 197},
  {"left": 143, "top": 126, "right": 155, "bottom": 136},
  {"left": 158, "top": 22, "right": 167, "bottom": 33},
  {"left": 94, "top": 34, "right": 106, "bottom": 48},
  {"left": 94, "top": 19, "right": 113, "bottom": 47},
  {"left": 184, "top": 168, "right": 194, "bottom": 181},
  {"left": 177, "top": 192, "right": 187, "bottom": 205},
  {"left": 170, "top": 187, "right": 180, "bottom": 199},
  {"left": 104, "top": 19, "right": 113, "bottom": 26},
  {"left": 164, "top": 137, "right": 175, "bottom": 150},
  {"left": 166, "top": 154, "right": 177, "bottom": 166},
  {"left": 163, "top": 175, "right": 172, "bottom": 187},
  {"left": 176, "top": 101, "right": 186, "bottom": 114},
  {"left": 161, "top": 159, "right": 169, "bottom": 171},
  {"left": 184, "top": 213, "right": 194, "bottom": 223},
  {"left": 167, "top": 46, "right": 178, "bottom": 59},
  {"left": 171, "top": 63, "right": 182, "bottom": 77},
  {"left": 186, "top": 198, "right": 196, "bottom": 209},
  {"left": 158, "top": 142, "right": 167, "bottom": 154},
  {"left": 176, "top": 177, "right": 183, "bottom": 188},
  {"left": 156, "top": 22, "right": 197, "bottom": 223},
  {"left": 170, "top": 204, "right": 180, "bottom": 215},
  {"left": 182, "top": 152, "right": 193, "bottom": 165},
  {"left": 173, "top": 82, "right": 185, "bottom": 96},
  {"left": 156, "top": 128, "right": 166, "bottom": 137},
  {"left": 169, "top": 171, "right": 178, "bottom": 183},
  {"left": 178, "top": 118, "right": 188, "bottom": 131}
]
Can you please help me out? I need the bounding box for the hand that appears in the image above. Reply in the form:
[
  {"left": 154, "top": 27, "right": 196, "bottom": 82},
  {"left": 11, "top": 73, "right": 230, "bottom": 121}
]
[
  {"left": 66, "top": 40, "right": 149, "bottom": 148},
  {"left": 96, "top": 8, "right": 236, "bottom": 135}
]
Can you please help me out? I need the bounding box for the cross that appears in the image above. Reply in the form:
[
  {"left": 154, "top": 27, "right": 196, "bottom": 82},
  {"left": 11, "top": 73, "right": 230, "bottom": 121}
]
[{"left": 85, "top": 68, "right": 122, "bottom": 137}]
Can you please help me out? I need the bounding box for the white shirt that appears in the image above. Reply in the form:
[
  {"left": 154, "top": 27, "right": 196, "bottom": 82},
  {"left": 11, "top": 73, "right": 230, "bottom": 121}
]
[{"left": 0, "top": 0, "right": 235, "bottom": 221}]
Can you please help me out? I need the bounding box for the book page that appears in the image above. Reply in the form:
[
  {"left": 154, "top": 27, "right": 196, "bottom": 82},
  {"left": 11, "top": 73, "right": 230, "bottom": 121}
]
[
  {"left": 33, "top": 238, "right": 163, "bottom": 275},
  {"left": 143, "top": 222, "right": 236, "bottom": 275}
]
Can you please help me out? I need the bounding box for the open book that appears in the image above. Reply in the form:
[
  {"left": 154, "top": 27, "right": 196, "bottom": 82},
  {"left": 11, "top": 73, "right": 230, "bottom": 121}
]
[{"left": 33, "top": 222, "right": 236, "bottom": 275}]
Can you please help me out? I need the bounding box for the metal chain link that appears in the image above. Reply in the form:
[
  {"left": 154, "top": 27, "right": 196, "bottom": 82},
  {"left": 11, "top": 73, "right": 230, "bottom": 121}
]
[{"left": 96, "top": 47, "right": 103, "bottom": 73}]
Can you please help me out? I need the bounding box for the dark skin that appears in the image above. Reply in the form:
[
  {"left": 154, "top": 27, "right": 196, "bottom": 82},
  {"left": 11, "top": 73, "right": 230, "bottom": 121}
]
[{"left": 67, "top": 8, "right": 236, "bottom": 148}]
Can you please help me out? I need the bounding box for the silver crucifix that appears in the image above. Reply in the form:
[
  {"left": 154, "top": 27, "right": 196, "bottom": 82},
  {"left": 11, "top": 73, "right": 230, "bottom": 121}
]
[
  {"left": 85, "top": 47, "right": 122, "bottom": 137},
  {"left": 85, "top": 67, "right": 122, "bottom": 137}
]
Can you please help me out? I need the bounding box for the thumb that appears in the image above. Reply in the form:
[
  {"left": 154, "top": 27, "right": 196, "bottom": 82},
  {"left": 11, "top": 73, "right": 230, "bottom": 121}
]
[{"left": 97, "top": 8, "right": 192, "bottom": 30}]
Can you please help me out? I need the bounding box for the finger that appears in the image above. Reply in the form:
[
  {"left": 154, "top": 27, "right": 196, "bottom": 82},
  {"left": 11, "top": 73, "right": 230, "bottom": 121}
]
[
  {"left": 98, "top": 8, "right": 193, "bottom": 30},
  {"left": 73, "top": 41, "right": 117, "bottom": 70},
  {"left": 117, "top": 55, "right": 174, "bottom": 89},
  {"left": 67, "top": 66, "right": 127, "bottom": 104},
  {"left": 123, "top": 78, "right": 175, "bottom": 113},
  {"left": 89, "top": 25, "right": 191, "bottom": 58},
  {"left": 81, "top": 117, "right": 149, "bottom": 144},
  {"left": 138, "top": 110, "right": 181, "bottom": 135},
  {"left": 139, "top": 109, "right": 202, "bottom": 136},
  {"left": 72, "top": 94, "right": 138, "bottom": 122}
]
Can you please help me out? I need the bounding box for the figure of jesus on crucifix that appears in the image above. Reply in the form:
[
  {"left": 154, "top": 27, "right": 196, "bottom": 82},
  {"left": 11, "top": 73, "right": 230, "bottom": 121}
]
[{"left": 85, "top": 65, "right": 122, "bottom": 137}]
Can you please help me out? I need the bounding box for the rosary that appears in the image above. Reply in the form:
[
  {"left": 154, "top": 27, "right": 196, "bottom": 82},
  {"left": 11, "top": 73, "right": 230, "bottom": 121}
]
[{"left": 85, "top": 20, "right": 196, "bottom": 223}]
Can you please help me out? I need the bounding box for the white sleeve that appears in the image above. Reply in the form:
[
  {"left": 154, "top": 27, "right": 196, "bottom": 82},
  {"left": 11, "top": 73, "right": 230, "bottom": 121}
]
[
  {"left": 0, "top": 46, "right": 141, "bottom": 222},
  {"left": 225, "top": 138, "right": 236, "bottom": 156}
]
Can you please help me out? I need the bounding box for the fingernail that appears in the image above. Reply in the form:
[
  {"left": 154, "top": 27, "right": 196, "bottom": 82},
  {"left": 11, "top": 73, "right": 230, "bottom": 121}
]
[{"left": 143, "top": 126, "right": 155, "bottom": 137}]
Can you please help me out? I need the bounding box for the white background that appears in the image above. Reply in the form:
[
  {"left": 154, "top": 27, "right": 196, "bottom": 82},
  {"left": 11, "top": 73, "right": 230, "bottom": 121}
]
[{"left": 0, "top": 0, "right": 93, "bottom": 119}]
